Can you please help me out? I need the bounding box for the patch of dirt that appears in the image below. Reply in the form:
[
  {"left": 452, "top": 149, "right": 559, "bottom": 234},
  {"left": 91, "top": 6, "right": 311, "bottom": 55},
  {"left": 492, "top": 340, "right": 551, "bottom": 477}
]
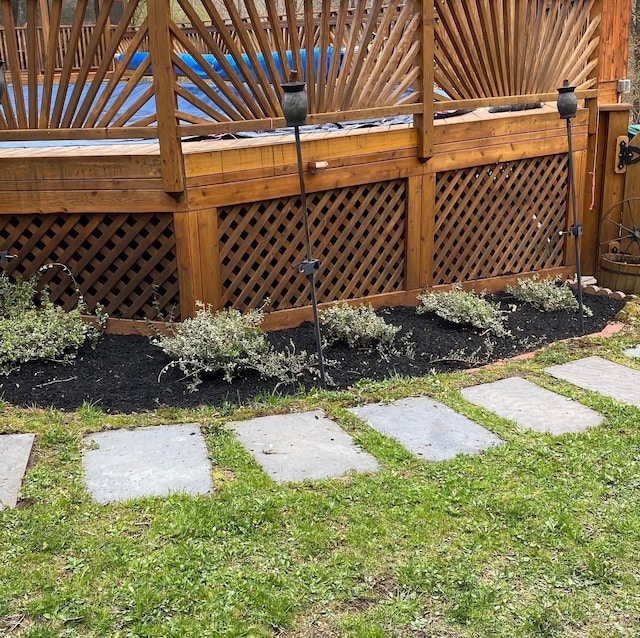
[{"left": 0, "top": 293, "right": 624, "bottom": 414}]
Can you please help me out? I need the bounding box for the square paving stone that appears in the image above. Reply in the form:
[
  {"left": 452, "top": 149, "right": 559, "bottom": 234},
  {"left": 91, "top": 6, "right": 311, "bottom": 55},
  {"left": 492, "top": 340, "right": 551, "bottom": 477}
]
[
  {"left": 0, "top": 434, "right": 35, "bottom": 509},
  {"left": 461, "top": 377, "right": 603, "bottom": 434},
  {"left": 624, "top": 345, "right": 640, "bottom": 358},
  {"left": 547, "top": 356, "right": 640, "bottom": 407},
  {"left": 349, "top": 397, "right": 502, "bottom": 462},
  {"left": 82, "top": 424, "right": 213, "bottom": 504},
  {"left": 229, "top": 410, "right": 379, "bottom": 483}
]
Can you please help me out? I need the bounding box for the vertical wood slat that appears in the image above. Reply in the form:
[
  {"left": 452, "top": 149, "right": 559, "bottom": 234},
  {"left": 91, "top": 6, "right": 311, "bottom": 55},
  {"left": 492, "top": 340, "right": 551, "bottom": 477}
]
[
  {"left": 564, "top": 148, "right": 588, "bottom": 268},
  {"left": 417, "top": 0, "right": 434, "bottom": 159},
  {"left": 597, "top": 0, "right": 630, "bottom": 87},
  {"left": 304, "top": 0, "right": 316, "bottom": 112},
  {"left": 27, "top": 0, "right": 38, "bottom": 127},
  {"left": 421, "top": 173, "right": 436, "bottom": 288},
  {"left": 198, "top": 208, "right": 223, "bottom": 311},
  {"left": 147, "top": 0, "right": 185, "bottom": 193},
  {"left": 405, "top": 174, "right": 423, "bottom": 290},
  {"left": 1, "top": 0, "right": 26, "bottom": 127}
]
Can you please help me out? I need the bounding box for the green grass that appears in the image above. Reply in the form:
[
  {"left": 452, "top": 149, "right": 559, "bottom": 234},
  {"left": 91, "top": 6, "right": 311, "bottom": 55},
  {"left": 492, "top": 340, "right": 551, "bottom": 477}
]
[{"left": 2, "top": 328, "right": 640, "bottom": 637}]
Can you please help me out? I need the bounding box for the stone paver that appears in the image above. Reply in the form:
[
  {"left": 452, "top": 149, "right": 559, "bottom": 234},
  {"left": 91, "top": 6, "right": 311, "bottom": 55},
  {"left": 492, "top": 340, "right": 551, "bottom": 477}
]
[
  {"left": 82, "top": 423, "right": 213, "bottom": 504},
  {"left": 624, "top": 345, "right": 640, "bottom": 358},
  {"left": 229, "top": 410, "right": 379, "bottom": 483},
  {"left": 349, "top": 397, "right": 502, "bottom": 462},
  {"left": 461, "top": 377, "right": 603, "bottom": 434},
  {"left": 547, "top": 356, "right": 640, "bottom": 407},
  {"left": 0, "top": 433, "right": 35, "bottom": 509}
]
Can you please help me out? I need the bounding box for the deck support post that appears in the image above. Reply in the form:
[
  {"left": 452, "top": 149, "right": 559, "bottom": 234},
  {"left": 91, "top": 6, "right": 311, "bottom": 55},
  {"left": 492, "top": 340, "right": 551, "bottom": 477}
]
[
  {"left": 415, "top": 0, "right": 434, "bottom": 161},
  {"left": 147, "top": 0, "right": 185, "bottom": 194}
]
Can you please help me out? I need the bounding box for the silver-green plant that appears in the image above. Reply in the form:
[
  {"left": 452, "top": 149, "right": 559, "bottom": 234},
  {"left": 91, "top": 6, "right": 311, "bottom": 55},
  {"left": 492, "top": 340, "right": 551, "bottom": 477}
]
[
  {"left": 506, "top": 275, "right": 593, "bottom": 315},
  {"left": 416, "top": 284, "right": 510, "bottom": 337},
  {"left": 0, "top": 271, "right": 101, "bottom": 374},
  {"left": 154, "top": 302, "right": 318, "bottom": 390},
  {"left": 320, "top": 302, "right": 401, "bottom": 349}
]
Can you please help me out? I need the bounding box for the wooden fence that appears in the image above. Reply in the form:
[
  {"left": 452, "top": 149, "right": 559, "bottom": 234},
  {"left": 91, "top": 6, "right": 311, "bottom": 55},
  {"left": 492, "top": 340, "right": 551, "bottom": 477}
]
[{"left": 0, "top": 0, "right": 633, "bottom": 331}]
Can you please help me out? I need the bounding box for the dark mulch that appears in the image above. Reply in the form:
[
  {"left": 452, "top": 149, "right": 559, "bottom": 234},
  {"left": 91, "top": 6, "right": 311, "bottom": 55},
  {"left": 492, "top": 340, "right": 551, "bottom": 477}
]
[{"left": 0, "top": 293, "right": 624, "bottom": 414}]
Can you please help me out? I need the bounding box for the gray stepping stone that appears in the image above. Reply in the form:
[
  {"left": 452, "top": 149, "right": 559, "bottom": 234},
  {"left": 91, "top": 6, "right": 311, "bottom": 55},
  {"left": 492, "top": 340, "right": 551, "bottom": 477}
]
[
  {"left": 229, "top": 410, "right": 379, "bottom": 483},
  {"left": 0, "top": 434, "right": 35, "bottom": 509},
  {"left": 461, "top": 377, "right": 603, "bottom": 434},
  {"left": 547, "top": 356, "right": 640, "bottom": 407},
  {"left": 82, "top": 423, "right": 213, "bottom": 504},
  {"left": 349, "top": 397, "right": 502, "bottom": 462},
  {"left": 624, "top": 345, "right": 640, "bottom": 358}
]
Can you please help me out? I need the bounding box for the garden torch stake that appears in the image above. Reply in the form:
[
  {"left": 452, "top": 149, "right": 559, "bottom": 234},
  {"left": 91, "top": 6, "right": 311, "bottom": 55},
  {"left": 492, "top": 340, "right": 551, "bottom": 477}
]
[
  {"left": 557, "top": 81, "right": 585, "bottom": 333},
  {"left": 282, "top": 72, "right": 327, "bottom": 386}
]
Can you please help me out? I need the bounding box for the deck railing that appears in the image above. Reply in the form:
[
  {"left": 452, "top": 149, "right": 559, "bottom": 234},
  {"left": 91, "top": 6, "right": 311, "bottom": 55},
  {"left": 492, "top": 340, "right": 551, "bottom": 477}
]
[
  {"left": 0, "top": 0, "right": 601, "bottom": 192},
  {"left": 0, "top": 24, "right": 113, "bottom": 72}
]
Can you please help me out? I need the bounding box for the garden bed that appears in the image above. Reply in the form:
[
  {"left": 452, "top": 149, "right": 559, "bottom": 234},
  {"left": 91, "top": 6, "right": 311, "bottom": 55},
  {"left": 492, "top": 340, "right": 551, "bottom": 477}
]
[{"left": 0, "top": 293, "right": 624, "bottom": 414}]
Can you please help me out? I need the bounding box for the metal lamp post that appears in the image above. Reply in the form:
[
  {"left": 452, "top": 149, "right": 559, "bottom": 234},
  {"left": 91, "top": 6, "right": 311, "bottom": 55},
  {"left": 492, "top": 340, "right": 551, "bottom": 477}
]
[
  {"left": 557, "top": 80, "right": 585, "bottom": 333},
  {"left": 281, "top": 71, "right": 327, "bottom": 386}
]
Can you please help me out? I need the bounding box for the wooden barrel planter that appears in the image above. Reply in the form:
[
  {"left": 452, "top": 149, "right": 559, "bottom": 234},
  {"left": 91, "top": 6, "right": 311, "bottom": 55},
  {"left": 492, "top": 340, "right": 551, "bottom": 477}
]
[{"left": 599, "top": 253, "right": 640, "bottom": 294}]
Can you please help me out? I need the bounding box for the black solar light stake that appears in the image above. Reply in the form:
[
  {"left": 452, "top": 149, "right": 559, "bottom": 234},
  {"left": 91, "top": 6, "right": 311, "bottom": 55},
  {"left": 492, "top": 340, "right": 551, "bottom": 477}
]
[
  {"left": 557, "top": 80, "right": 585, "bottom": 334},
  {"left": 0, "top": 59, "right": 5, "bottom": 101},
  {"left": 281, "top": 71, "right": 327, "bottom": 386}
]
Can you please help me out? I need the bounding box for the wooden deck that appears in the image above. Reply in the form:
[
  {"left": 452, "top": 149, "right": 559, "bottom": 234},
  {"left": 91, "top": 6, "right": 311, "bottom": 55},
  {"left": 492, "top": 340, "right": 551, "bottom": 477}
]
[
  {"left": 0, "top": 105, "right": 592, "bottom": 332},
  {"left": 0, "top": 0, "right": 633, "bottom": 333}
]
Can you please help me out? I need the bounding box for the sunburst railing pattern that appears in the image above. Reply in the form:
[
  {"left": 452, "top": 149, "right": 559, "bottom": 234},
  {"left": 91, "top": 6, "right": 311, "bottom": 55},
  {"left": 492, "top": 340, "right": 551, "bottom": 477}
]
[
  {"left": 434, "top": 0, "right": 600, "bottom": 106},
  {"left": 0, "top": 1, "right": 601, "bottom": 139}
]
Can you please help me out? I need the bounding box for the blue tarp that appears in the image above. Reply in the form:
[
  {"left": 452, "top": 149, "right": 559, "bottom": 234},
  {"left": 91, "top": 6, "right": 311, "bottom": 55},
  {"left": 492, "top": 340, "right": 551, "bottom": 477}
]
[{"left": 115, "top": 47, "right": 339, "bottom": 83}]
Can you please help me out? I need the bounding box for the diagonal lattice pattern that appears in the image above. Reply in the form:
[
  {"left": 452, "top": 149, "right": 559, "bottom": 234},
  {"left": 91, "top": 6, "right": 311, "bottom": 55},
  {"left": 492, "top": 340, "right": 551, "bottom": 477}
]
[
  {"left": 0, "top": 213, "right": 179, "bottom": 320},
  {"left": 432, "top": 155, "right": 569, "bottom": 285},
  {"left": 218, "top": 180, "right": 406, "bottom": 312}
]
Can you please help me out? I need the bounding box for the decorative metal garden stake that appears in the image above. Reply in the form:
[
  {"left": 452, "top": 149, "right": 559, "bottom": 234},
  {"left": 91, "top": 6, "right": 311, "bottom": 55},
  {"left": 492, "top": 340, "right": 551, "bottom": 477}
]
[
  {"left": 557, "top": 80, "right": 585, "bottom": 333},
  {"left": 0, "top": 60, "right": 5, "bottom": 101},
  {"left": 282, "top": 71, "right": 327, "bottom": 386}
]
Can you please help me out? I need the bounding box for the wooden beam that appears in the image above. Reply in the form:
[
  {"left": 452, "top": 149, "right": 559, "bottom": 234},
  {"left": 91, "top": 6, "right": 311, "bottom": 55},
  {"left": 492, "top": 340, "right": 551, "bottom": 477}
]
[
  {"left": 416, "top": 0, "right": 434, "bottom": 159},
  {"left": 597, "top": 0, "right": 631, "bottom": 90},
  {"left": 405, "top": 175, "right": 423, "bottom": 290},
  {"left": 173, "top": 208, "right": 222, "bottom": 318},
  {"left": 146, "top": 0, "right": 186, "bottom": 194}
]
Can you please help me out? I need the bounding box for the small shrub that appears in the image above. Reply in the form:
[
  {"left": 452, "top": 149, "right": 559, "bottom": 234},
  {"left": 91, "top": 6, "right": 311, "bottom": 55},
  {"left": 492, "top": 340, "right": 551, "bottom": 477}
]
[
  {"left": 0, "top": 271, "right": 100, "bottom": 374},
  {"left": 506, "top": 275, "right": 593, "bottom": 316},
  {"left": 320, "top": 302, "right": 401, "bottom": 349},
  {"left": 416, "top": 285, "right": 510, "bottom": 337},
  {"left": 154, "top": 302, "right": 318, "bottom": 389}
]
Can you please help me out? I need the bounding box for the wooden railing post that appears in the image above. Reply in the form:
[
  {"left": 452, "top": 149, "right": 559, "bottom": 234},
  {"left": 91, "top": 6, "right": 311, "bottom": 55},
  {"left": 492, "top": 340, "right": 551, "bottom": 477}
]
[
  {"left": 146, "top": 0, "right": 185, "bottom": 194},
  {"left": 415, "top": 0, "right": 434, "bottom": 160}
]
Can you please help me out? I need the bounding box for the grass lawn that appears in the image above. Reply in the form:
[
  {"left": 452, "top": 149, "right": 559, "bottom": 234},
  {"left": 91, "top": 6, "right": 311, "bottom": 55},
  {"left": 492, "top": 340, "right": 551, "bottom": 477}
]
[{"left": 1, "top": 328, "right": 640, "bottom": 637}]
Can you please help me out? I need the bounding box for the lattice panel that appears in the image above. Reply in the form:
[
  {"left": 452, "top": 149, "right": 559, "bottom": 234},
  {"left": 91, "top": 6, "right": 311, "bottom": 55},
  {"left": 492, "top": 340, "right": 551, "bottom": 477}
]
[
  {"left": 0, "top": 213, "right": 180, "bottom": 320},
  {"left": 218, "top": 181, "right": 406, "bottom": 312},
  {"left": 432, "top": 155, "right": 569, "bottom": 285}
]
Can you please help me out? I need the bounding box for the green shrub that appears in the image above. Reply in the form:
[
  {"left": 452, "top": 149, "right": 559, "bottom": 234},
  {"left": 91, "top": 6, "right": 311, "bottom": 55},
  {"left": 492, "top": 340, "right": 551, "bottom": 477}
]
[
  {"left": 506, "top": 275, "right": 593, "bottom": 316},
  {"left": 0, "top": 271, "right": 100, "bottom": 374},
  {"left": 416, "top": 285, "right": 510, "bottom": 337},
  {"left": 320, "top": 302, "right": 401, "bottom": 349},
  {"left": 154, "top": 303, "right": 318, "bottom": 389}
]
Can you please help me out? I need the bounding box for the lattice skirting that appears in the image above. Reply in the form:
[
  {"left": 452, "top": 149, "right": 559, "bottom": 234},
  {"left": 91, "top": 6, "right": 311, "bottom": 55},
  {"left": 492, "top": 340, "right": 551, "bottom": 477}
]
[
  {"left": 432, "top": 155, "right": 569, "bottom": 285},
  {"left": 218, "top": 180, "right": 407, "bottom": 312},
  {"left": 0, "top": 213, "right": 180, "bottom": 320}
]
